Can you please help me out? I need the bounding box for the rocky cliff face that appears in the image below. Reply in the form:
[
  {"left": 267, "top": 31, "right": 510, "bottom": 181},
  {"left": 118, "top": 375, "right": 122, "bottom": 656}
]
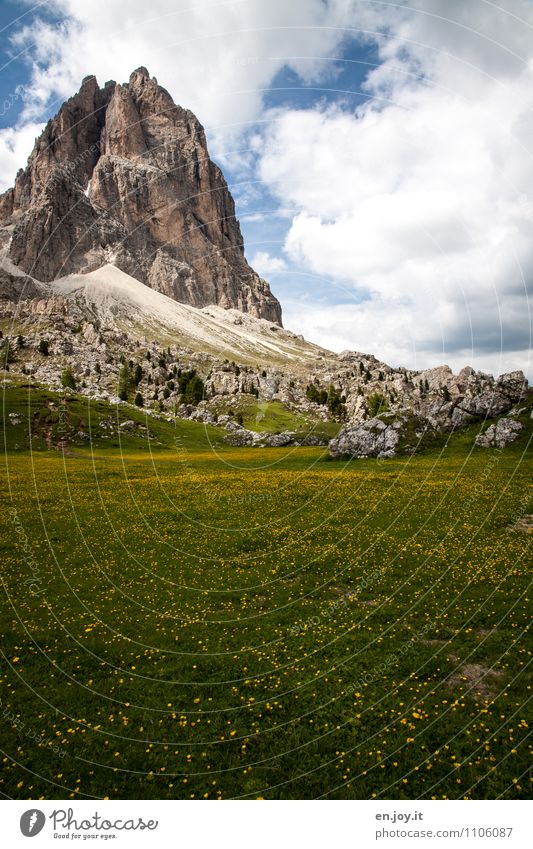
[{"left": 0, "top": 68, "right": 282, "bottom": 324}]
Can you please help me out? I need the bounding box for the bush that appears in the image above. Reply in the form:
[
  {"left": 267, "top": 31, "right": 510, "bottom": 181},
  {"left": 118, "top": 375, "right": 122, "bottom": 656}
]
[
  {"left": 306, "top": 383, "right": 321, "bottom": 404},
  {"left": 38, "top": 339, "right": 49, "bottom": 356},
  {"left": 134, "top": 392, "right": 144, "bottom": 407},
  {"left": 178, "top": 370, "right": 205, "bottom": 405},
  {"left": 61, "top": 367, "right": 76, "bottom": 390},
  {"left": 327, "top": 385, "right": 346, "bottom": 420},
  {"left": 184, "top": 375, "right": 204, "bottom": 404},
  {"left": 134, "top": 364, "right": 143, "bottom": 386},
  {"left": 1, "top": 341, "right": 15, "bottom": 368},
  {"left": 367, "top": 392, "right": 389, "bottom": 417},
  {"left": 118, "top": 362, "right": 131, "bottom": 401}
]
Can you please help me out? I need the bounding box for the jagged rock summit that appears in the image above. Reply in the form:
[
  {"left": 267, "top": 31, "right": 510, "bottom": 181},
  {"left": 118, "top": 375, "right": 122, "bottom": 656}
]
[{"left": 0, "top": 67, "right": 282, "bottom": 324}]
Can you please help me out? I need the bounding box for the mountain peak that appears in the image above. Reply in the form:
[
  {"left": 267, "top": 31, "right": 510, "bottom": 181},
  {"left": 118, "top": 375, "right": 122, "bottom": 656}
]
[
  {"left": 0, "top": 70, "right": 282, "bottom": 324},
  {"left": 130, "top": 66, "right": 150, "bottom": 81}
]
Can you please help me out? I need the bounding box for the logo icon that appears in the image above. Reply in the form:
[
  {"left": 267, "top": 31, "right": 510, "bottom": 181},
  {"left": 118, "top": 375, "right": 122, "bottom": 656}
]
[{"left": 20, "top": 809, "right": 46, "bottom": 837}]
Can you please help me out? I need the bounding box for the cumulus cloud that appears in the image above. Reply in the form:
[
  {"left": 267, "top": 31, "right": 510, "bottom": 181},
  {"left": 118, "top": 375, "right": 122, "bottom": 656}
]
[
  {"left": 1, "top": 0, "right": 531, "bottom": 375},
  {"left": 0, "top": 121, "right": 45, "bottom": 191},
  {"left": 7, "top": 0, "right": 358, "bottom": 140},
  {"left": 249, "top": 250, "right": 287, "bottom": 276},
  {"left": 258, "top": 0, "right": 533, "bottom": 375}
]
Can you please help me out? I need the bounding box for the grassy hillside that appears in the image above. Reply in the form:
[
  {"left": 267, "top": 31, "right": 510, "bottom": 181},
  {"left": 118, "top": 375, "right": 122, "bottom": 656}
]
[
  {"left": 1, "top": 380, "right": 224, "bottom": 454},
  {"left": 0, "top": 382, "right": 531, "bottom": 800},
  {"left": 204, "top": 394, "right": 340, "bottom": 439}
]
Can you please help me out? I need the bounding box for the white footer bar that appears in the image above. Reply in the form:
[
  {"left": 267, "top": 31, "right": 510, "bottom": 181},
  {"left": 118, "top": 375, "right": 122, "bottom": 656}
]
[{"left": 3, "top": 799, "right": 531, "bottom": 848}]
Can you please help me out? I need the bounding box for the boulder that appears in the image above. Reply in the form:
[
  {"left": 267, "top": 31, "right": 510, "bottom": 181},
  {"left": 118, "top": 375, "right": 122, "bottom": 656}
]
[
  {"left": 223, "top": 426, "right": 255, "bottom": 447},
  {"left": 261, "top": 431, "right": 295, "bottom": 447},
  {"left": 475, "top": 418, "right": 523, "bottom": 448},
  {"left": 329, "top": 417, "right": 401, "bottom": 459}
]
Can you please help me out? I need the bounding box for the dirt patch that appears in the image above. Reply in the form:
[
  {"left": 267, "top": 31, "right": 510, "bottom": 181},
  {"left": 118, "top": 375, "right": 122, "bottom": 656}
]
[
  {"left": 281, "top": 575, "right": 301, "bottom": 587},
  {"left": 447, "top": 663, "right": 504, "bottom": 700},
  {"left": 329, "top": 585, "right": 358, "bottom": 599},
  {"left": 509, "top": 515, "right": 533, "bottom": 533},
  {"left": 476, "top": 628, "right": 497, "bottom": 638}
]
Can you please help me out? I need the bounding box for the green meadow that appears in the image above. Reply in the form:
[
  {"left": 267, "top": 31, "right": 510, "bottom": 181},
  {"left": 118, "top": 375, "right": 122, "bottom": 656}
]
[{"left": 1, "top": 382, "right": 531, "bottom": 799}]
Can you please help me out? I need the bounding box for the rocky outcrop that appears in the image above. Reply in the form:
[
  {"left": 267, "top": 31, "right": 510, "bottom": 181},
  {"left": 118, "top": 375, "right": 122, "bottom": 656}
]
[
  {"left": 407, "top": 369, "right": 528, "bottom": 433},
  {"left": 0, "top": 68, "right": 282, "bottom": 324},
  {"left": 222, "top": 421, "right": 306, "bottom": 448},
  {"left": 329, "top": 377, "right": 529, "bottom": 459},
  {"left": 0, "top": 251, "right": 529, "bottom": 456},
  {"left": 329, "top": 417, "right": 403, "bottom": 459},
  {"left": 0, "top": 267, "right": 43, "bottom": 301},
  {"left": 475, "top": 418, "right": 523, "bottom": 448}
]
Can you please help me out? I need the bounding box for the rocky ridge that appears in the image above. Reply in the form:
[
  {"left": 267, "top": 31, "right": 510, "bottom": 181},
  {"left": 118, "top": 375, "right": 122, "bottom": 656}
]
[{"left": 0, "top": 262, "right": 529, "bottom": 456}]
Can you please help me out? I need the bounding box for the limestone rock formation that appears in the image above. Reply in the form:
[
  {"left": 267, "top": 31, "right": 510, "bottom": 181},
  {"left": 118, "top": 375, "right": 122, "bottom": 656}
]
[
  {"left": 475, "top": 418, "right": 523, "bottom": 448},
  {"left": 0, "top": 68, "right": 282, "bottom": 324},
  {"left": 328, "top": 417, "right": 402, "bottom": 459}
]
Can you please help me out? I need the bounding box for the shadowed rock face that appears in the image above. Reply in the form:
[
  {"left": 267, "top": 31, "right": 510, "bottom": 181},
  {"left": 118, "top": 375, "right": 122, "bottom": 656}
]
[{"left": 0, "top": 67, "right": 282, "bottom": 324}]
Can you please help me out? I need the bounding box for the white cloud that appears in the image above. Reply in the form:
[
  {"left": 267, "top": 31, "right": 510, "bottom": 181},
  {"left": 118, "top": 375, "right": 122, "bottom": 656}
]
[
  {"left": 249, "top": 250, "right": 287, "bottom": 276},
  {"left": 9, "top": 0, "right": 358, "bottom": 133},
  {"left": 257, "top": 1, "right": 533, "bottom": 376},
  {"left": 2, "top": 0, "right": 532, "bottom": 376},
  {"left": 0, "top": 121, "right": 45, "bottom": 192}
]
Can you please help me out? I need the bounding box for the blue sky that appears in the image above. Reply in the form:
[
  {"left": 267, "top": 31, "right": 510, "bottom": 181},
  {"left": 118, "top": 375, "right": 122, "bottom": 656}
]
[
  {"left": 0, "top": 0, "right": 531, "bottom": 378},
  {"left": 0, "top": 1, "right": 61, "bottom": 127}
]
